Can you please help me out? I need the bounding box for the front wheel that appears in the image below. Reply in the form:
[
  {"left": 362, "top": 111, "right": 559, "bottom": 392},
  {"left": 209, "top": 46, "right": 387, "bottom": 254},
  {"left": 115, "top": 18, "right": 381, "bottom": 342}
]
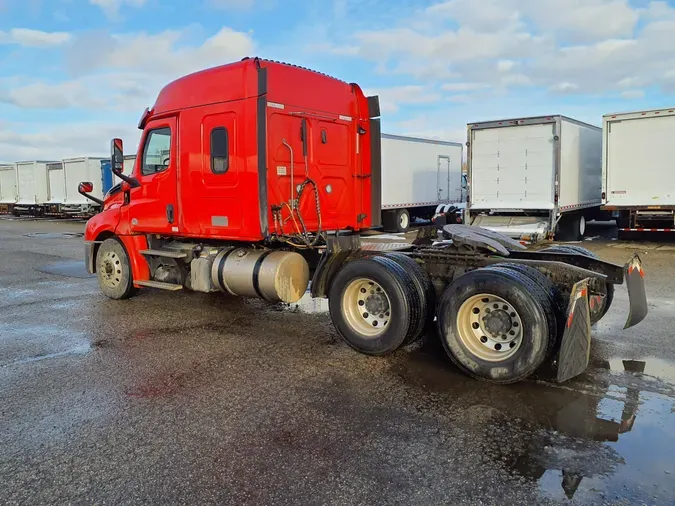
[
  {"left": 95, "top": 237, "right": 137, "bottom": 300},
  {"left": 437, "top": 267, "right": 555, "bottom": 384}
]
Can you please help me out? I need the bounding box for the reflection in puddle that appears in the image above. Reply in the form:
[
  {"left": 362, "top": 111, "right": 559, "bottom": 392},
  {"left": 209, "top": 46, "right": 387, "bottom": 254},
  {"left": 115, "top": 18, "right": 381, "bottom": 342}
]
[
  {"left": 509, "top": 360, "right": 673, "bottom": 502},
  {"left": 395, "top": 350, "right": 675, "bottom": 503},
  {"left": 597, "top": 357, "right": 675, "bottom": 383}
]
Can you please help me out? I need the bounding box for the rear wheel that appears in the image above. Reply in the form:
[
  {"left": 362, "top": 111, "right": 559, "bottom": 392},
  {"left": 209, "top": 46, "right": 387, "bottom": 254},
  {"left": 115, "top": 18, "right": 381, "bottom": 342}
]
[
  {"left": 488, "top": 263, "right": 565, "bottom": 358},
  {"left": 437, "top": 267, "right": 554, "bottom": 384},
  {"left": 555, "top": 213, "right": 585, "bottom": 241},
  {"left": 541, "top": 245, "right": 614, "bottom": 325},
  {"left": 328, "top": 256, "right": 422, "bottom": 355},
  {"left": 395, "top": 209, "right": 411, "bottom": 232},
  {"left": 385, "top": 252, "right": 434, "bottom": 344},
  {"left": 96, "top": 237, "right": 137, "bottom": 300}
]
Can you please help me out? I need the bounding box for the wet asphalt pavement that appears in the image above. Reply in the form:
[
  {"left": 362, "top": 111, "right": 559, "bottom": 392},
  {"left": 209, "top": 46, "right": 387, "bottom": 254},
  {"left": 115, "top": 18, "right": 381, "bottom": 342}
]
[{"left": 1, "top": 218, "right": 675, "bottom": 505}]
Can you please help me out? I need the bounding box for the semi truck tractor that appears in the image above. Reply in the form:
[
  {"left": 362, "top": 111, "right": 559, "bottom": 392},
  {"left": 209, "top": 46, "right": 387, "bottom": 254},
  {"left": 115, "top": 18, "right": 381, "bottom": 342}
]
[
  {"left": 78, "top": 57, "right": 647, "bottom": 384},
  {"left": 602, "top": 107, "right": 675, "bottom": 236},
  {"left": 466, "top": 116, "right": 604, "bottom": 242}
]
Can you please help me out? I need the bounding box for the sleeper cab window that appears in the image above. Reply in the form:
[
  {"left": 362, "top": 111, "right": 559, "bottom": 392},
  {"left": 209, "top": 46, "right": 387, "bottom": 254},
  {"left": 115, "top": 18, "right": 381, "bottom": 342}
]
[
  {"left": 211, "top": 127, "right": 229, "bottom": 174},
  {"left": 141, "top": 127, "right": 172, "bottom": 175}
]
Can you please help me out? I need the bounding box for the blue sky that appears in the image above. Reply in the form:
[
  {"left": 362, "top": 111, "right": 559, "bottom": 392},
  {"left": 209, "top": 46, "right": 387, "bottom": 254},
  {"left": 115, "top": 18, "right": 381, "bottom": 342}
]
[{"left": 1, "top": 0, "right": 675, "bottom": 161}]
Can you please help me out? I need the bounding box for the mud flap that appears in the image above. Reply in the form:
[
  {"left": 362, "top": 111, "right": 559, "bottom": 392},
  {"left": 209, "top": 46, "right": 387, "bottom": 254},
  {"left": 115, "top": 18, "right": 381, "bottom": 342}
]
[
  {"left": 557, "top": 278, "right": 592, "bottom": 383},
  {"left": 624, "top": 254, "right": 647, "bottom": 330}
]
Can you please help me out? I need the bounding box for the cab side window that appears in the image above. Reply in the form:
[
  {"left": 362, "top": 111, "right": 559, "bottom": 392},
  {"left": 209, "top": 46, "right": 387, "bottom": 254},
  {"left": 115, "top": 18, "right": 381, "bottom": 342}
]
[
  {"left": 211, "top": 127, "right": 229, "bottom": 174},
  {"left": 141, "top": 127, "right": 171, "bottom": 175}
]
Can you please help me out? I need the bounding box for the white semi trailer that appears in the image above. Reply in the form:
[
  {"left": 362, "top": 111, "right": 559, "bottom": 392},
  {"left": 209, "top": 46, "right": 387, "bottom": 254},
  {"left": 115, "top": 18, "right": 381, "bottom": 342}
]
[
  {"left": 380, "top": 133, "right": 464, "bottom": 233},
  {"left": 466, "top": 115, "right": 603, "bottom": 242},
  {"left": 14, "top": 160, "right": 56, "bottom": 215},
  {"left": 602, "top": 107, "right": 675, "bottom": 236},
  {"left": 0, "top": 163, "right": 17, "bottom": 212},
  {"left": 62, "top": 157, "right": 107, "bottom": 214}
]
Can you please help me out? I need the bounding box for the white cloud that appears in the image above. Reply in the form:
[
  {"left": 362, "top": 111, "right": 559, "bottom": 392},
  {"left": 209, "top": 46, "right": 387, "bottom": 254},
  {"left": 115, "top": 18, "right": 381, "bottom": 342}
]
[
  {"left": 316, "top": 0, "right": 675, "bottom": 97},
  {"left": 0, "top": 81, "right": 106, "bottom": 109},
  {"left": 364, "top": 85, "right": 441, "bottom": 113},
  {"left": 66, "top": 27, "right": 254, "bottom": 79},
  {"left": 89, "top": 0, "right": 147, "bottom": 19},
  {"left": 0, "top": 120, "right": 141, "bottom": 162},
  {"left": 0, "top": 28, "right": 71, "bottom": 47},
  {"left": 621, "top": 90, "right": 645, "bottom": 99},
  {"left": 442, "top": 82, "right": 490, "bottom": 92}
]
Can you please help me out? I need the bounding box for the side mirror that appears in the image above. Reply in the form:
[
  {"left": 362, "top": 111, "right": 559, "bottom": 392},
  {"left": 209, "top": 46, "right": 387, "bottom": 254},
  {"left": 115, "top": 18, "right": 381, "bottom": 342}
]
[
  {"left": 79, "top": 182, "right": 94, "bottom": 193},
  {"left": 78, "top": 181, "right": 103, "bottom": 206},
  {"left": 111, "top": 138, "right": 124, "bottom": 176},
  {"left": 109, "top": 137, "right": 140, "bottom": 188}
]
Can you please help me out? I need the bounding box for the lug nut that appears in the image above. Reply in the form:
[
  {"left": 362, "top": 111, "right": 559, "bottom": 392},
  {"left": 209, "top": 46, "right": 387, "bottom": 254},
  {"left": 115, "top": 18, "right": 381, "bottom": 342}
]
[
  {"left": 480, "top": 336, "right": 488, "bottom": 343},
  {"left": 495, "top": 343, "right": 502, "bottom": 351}
]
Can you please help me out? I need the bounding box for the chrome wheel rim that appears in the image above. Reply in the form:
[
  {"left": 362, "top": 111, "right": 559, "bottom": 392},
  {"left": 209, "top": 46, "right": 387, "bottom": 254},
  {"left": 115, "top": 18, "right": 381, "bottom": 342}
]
[
  {"left": 579, "top": 215, "right": 586, "bottom": 236},
  {"left": 456, "top": 293, "right": 523, "bottom": 361},
  {"left": 99, "top": 250, "right": 123, "bottom": 289},
  {"left": 399, "top": 212, "right": 409, "bottom": 230},
  {"left": 342, "top": 278, "right": 391, "bottom": 337}
]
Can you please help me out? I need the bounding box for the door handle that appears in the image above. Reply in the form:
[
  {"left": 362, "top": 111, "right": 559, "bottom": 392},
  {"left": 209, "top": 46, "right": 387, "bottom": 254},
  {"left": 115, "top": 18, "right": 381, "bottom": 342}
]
[{"left": 166, "top": 204, "right": 174, "bottom": 224}]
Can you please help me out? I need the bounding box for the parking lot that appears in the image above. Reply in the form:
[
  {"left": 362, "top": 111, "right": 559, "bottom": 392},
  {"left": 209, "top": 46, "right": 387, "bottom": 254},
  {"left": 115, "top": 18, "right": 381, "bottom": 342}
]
[{"left": 1, "top": 217, "right": 674, "bottom": 505}]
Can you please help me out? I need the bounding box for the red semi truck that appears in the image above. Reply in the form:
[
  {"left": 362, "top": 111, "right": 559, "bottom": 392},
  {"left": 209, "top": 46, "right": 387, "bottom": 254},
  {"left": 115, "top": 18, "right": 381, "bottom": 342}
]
[{"left": 79, "top": 57, "right": 648, "bottom": 384}]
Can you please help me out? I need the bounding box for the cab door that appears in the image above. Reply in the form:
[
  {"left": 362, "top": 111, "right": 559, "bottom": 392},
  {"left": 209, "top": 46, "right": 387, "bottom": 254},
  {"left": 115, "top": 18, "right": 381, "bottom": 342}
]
[{"left": 128, "top": 117, "right": 179, "bottom": 234}]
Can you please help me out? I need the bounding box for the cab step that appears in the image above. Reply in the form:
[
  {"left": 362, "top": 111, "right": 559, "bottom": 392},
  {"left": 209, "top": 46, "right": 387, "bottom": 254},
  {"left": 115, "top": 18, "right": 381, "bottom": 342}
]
[
  {"left": 139, "top": 249, "right": 188, "bottom": 259},
  {"left": 135, "top": 280, "right": 183, "bottom": 291}
]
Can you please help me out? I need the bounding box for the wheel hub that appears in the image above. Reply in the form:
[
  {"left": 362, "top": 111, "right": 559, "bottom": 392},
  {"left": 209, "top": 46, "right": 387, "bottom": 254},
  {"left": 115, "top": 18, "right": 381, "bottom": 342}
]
[
  {"left": 365, "top": 292, "right": 388, "bottom": 315},
  {"left": 342, "top": 278, "right": 391, "bottom": 337},
  {"left": 483, "top": 310, "right": 512, "bottom": 336},
  {"left": 99, "top": 251, "right": 122, "bottom": 288},
  {"left": 456, "top": 294, "right": 524, "bottom": 362}
]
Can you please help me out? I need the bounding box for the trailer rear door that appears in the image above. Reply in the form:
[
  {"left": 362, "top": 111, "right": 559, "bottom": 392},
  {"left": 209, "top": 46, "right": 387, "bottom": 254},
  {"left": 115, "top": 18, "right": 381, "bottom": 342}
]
[
  {"left": 0, "top": 166, "right": 16, "bottom": 203},
  {"left": 605, "top": 114, "right": 675, "bottom": 207},
  {"left": 471, "top": 123, "right": 555, "bottom": 210},
  {"left": 47, "top": 162, "right": 66, "bottom": 203}
]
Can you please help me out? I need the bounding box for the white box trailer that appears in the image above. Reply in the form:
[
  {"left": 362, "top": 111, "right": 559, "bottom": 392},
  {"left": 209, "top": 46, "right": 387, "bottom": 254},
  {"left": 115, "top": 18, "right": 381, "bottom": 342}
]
[
  {"left": 62, "top": 157, "right": 106, "bottom": 212},
  {"left": 380, "top": 133, "right": 465, "bottom": 232},
  {"left": 15, "top": 161, "right": 56, "bottom": 214},
  {"left": 0, "top": 163, "right": 17, "bottom": 210},
  {"left": 602, "top": 107, "right": 675, "bottom": 234},
  {"left": 46, "top": 161, "right": 66, "bottom": 206},
  {"left": 466, "top": 115, "right": 603, "bottom": 242}
]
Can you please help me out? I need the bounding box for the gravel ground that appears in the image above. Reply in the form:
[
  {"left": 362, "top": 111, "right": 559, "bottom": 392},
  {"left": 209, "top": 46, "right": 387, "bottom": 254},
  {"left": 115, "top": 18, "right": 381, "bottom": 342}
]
[{"left": 1, "top": 218, "right": 674, "bottom": 505}]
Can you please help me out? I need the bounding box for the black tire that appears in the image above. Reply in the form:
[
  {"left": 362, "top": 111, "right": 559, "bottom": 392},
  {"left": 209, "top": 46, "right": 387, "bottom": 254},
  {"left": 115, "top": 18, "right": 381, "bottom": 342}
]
[
  {"left": 395, "top": 209, "right": 411, "bottom": 232},
  {"left": 541, "top": 245, "right": 614, "bottom": 325},
  {"left": 555, "top": 214, "right": 585, "bottom": 242},
  {"left": 385, "top": 252, "right": 434, "bottom": 344},
  {"left": 95, "top": 237, "right": 138, "bottom": 300},
  {"left": 328, "top": 256, "right": 422, "bottom": 355},
  {"left": 437, "top": 267, "right": 554, "bottom": 384},
  {"left": 489, "top": 263, "right": 565, "bottom": 359}
]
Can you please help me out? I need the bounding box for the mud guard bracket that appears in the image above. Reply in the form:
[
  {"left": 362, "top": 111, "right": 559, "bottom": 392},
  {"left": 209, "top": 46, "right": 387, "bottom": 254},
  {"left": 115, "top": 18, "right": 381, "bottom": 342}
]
[
  {"left": 624, "top": 254, "right": 647, "bottom": 330},
  {"left": 557, "top": 278, "right": 592, "bottom": 383}
]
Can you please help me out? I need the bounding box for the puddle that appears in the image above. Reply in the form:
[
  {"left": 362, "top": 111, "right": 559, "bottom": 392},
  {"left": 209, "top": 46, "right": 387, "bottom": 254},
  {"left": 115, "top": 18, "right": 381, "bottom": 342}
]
[
  {"left": 22, "top": 232, "right": 83, "bottom": 239},
  {"left": 391, "top": 346, "right": 675, "bottom": 503},
  {"left": 36, "top": 260, "right": 94, "bottom": 279}
]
